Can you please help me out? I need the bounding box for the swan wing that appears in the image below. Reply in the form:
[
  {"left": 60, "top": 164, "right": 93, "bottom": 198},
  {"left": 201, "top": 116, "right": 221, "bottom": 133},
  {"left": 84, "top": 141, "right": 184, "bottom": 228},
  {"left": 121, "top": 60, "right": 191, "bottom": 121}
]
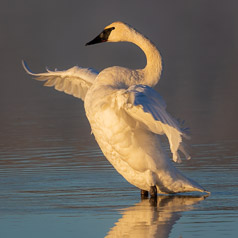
[
  {"left": 22, "top": 60, "right": 98, "bottom": 101},
  {"left": 116, "top": 85, "right": 190, "bottom": 163}
]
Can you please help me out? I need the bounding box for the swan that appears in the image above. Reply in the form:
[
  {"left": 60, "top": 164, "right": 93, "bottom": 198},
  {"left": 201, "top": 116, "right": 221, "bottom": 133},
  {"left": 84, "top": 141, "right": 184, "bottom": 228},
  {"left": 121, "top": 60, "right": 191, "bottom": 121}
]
[{"left": 22, "top": 21, "right": 208, "bottom": 197}]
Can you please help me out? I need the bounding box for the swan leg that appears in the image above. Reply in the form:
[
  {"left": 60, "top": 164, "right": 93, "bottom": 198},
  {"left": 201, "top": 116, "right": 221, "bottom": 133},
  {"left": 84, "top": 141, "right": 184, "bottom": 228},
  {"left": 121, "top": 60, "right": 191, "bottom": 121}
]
[
  {"left": 149, "top": 185, "right": 157, "bottom": 198},
  {"left": 140, "top": 189, "right": 149, "bottom": 199}
]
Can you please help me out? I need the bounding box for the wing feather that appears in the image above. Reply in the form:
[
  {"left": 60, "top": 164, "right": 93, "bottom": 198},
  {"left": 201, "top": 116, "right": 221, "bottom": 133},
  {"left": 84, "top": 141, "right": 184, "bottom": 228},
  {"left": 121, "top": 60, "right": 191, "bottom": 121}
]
[
  {"left": 116, "top": 85, "right": 190, "bottom": 163},
  {"left": 22, "top": 60, "right": 98, "bottom": 101}
]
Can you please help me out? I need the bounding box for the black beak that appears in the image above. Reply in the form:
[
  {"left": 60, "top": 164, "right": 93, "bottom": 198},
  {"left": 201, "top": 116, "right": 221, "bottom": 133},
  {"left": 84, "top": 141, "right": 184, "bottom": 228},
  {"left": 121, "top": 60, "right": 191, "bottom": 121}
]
[
  {"left": 85, "top": 27, "right": 115, "bottom": 46},
  {"left": 85, "top": 34, "right": 105, "bottom": 46}
]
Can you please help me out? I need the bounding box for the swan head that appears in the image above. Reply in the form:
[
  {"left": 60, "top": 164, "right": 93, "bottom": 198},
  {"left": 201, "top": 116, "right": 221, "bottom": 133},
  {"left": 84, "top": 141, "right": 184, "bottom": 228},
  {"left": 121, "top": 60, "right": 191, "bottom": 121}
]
[{"left": 85, "top": 22, "right": 132, "bottom": 46}]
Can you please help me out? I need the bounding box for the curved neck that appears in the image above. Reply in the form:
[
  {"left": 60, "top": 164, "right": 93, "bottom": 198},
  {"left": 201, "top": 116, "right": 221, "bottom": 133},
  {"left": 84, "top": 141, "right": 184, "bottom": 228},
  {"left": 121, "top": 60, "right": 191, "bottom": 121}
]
[{"left": 129, "top": 30, "right": 162, "bottom": 87}]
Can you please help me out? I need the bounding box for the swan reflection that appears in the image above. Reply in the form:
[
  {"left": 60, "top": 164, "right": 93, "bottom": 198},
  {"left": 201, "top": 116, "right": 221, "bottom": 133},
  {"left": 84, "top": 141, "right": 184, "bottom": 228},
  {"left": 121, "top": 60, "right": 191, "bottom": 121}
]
[{"left": 106, "top": 195, "right": 207, "bottom": 238}]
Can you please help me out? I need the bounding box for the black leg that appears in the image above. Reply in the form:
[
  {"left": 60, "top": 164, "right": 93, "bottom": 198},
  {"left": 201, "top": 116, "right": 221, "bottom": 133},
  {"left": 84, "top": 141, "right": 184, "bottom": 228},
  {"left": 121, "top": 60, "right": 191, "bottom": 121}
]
[
  {"left": 149, "top": 185, "right": 157, "bottom": 198},
  {"left": 141, "top": 189, "right": 149, "bottom": 199}
]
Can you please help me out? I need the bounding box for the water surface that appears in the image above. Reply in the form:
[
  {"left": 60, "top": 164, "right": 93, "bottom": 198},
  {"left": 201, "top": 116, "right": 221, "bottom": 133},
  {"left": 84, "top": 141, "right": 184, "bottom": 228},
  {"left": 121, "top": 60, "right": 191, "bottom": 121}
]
[{"left": 0, "top": 101, "right": 238, "bottom": 238}]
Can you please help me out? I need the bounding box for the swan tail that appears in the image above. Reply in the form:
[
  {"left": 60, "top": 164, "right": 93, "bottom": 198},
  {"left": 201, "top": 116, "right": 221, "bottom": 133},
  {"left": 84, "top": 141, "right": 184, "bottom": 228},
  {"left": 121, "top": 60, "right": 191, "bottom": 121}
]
[{"left": 153, "top": 167, "right": 206, "bottom": 194}]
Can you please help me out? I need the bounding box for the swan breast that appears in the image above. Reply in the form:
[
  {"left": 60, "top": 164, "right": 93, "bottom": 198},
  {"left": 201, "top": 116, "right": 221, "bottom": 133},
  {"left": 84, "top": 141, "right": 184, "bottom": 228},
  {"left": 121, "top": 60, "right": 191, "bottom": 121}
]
[{"left": 84, "top": 83, "right": 164, "bottom": 173}]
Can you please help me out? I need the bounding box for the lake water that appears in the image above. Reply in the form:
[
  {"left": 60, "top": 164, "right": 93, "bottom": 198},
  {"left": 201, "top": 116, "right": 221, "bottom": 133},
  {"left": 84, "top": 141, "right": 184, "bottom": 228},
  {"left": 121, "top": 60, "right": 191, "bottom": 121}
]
[{"left": 0, "top": 96, "right": 237, "bottom": 238}]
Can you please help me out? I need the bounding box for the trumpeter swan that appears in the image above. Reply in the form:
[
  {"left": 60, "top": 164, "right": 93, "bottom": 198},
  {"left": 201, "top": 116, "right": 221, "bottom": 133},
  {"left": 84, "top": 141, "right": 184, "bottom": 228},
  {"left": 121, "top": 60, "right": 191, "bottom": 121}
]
[{"left": 23, "top": 21, "right": 208, "bottom": 197}]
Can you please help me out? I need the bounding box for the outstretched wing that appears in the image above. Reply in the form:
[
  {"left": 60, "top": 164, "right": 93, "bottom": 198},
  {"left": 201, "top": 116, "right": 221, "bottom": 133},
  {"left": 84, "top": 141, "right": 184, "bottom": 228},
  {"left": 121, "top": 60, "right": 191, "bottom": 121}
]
[
  {"left": 115, "top": 84, "right": 190, "bottom": 163},
  {"left": 22, "top": 60, "right": 99, "bottom": 101}
]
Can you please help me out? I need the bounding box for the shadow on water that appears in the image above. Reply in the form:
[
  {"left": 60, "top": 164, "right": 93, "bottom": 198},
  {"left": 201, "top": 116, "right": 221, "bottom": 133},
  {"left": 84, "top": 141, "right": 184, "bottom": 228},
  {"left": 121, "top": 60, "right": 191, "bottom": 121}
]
[{"left": 106, "top": 195, "right": 207, "bottom": 238}]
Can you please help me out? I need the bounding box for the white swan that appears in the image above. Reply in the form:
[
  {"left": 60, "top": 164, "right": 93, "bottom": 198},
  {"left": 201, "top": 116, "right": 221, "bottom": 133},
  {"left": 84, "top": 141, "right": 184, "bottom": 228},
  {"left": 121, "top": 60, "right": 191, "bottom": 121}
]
[{"left": 23, "top": 21, "right": 207, "bottom": 196}]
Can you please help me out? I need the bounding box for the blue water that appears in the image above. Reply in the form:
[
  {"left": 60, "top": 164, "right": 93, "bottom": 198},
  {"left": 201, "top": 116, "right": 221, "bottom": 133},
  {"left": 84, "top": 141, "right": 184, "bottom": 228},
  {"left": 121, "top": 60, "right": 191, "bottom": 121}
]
[{"left": 0, "top": 100, "right": 238, "bottom": 238}]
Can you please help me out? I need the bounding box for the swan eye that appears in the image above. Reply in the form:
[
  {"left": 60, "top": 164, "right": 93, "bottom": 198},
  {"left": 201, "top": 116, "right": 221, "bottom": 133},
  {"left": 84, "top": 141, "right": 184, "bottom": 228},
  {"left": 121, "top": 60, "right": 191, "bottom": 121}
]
[{"left": 101, "top": 27, "right": 115, "bottom": 40}]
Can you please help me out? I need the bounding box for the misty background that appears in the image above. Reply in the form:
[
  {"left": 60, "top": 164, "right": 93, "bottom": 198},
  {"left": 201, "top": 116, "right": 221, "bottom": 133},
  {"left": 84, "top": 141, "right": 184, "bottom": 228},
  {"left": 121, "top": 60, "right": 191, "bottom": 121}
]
[{"left": 1, "top": 0, "right": 238, "bottom": 149}]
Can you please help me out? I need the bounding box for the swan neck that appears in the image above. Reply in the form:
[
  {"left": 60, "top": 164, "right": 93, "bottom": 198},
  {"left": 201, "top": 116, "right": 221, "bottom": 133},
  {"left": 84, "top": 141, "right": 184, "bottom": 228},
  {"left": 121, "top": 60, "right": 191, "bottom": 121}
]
[{"left": 130, "top": 31, "right": 162, "bottom": 87}]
